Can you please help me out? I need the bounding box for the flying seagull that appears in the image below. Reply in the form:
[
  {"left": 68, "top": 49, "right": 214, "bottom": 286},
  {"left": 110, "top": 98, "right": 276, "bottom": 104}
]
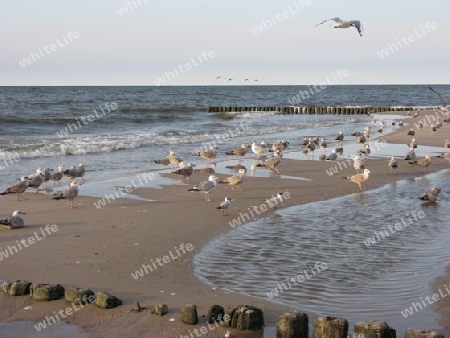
[
  {"left": 316, "top": 17, "right": 363, "bottom": 36},
  {"left": 428, "top": 86, "right": 447, "bottom": 108}
]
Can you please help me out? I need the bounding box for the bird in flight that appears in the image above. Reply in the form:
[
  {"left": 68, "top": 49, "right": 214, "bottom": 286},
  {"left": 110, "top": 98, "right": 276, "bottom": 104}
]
[
  {"left": 428, "top": 86, "right": 447, "bottom": 108},
  {"left": 316, "top": 17, "right": 363, "bottom": 36}
]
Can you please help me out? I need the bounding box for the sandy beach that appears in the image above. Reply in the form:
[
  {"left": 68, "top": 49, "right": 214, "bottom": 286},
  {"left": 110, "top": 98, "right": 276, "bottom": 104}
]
[{"left": 1, "top": 109, "right": 449, "bottom": 337}]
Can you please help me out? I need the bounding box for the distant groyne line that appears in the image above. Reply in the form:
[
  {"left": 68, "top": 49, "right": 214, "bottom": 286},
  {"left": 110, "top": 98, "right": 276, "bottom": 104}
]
[{"left": 207, "top": 106, "right": 415, "bottom": 114}]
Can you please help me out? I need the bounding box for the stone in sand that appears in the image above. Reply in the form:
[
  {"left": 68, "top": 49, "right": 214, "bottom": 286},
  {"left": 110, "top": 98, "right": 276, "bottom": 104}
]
[
  {"left": 65, "top": 287, "right": 95, "bottom": 305},
  {"left": 95, "top": 291, "right": 122, "bottom": 309},
  {"left": 354, "top": 321, "right": 396, "bottom": 338},
  {"left": 226, "top": 304, "right": 264, "bottom": 331},
  {"left": 276, "top": 312, "right": 308, "bottom": 338},
  {"left": 207, "top": 305, "right": 225, "bottom": 323},
  {"left": 2, "top": 280, "right": 32, "bottom": 296},
  {"left": 404, "top": 329, "right": 444, "bottom": 338},
  {"left": 181, "top": 304, "right": 198, "bottom": 324},
  {"left": 30, "top": 283, "right": 65, "bottom": 301},
  {"left": 312, "top": 316, "right": 348, "bottom": 338},
  {"left": 153, "top": 303, "right": 169, "bottom": 316},
  {"left": 133, "top": 302, "right": 141, "bottom": 313}
]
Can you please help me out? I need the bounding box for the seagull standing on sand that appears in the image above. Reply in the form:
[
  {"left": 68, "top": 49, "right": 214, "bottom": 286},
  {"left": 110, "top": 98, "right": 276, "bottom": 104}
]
[
  {"left": 315, "top": 17, "right": 363, "bottom": 36},
  {"left": 0, "top": 176, "right": 30, "bottom": 201},
  {"left": 219, "top": 168, "right": 246, "bottom": 192},
  {"left": 409, "top": 138, "right": 417, "bottom": 149},
  {"left": 419, "top": 187, "right": 441, "bottom": 203},
  {"left": 0, "top": 210, "right": 26, "bottom": 229},
  {"left": 52, "top": 181, "right": 79, "bottom": 209},
  {"left": 188, "top": 175, "right": 220, "bottom": 201},
  {"left": 216, "top": 197, "right": 233, "bottom": 216},
  {"left": 407, "top": 129, "right": 415, "bottom": 137},
  {"left": 262, "top": 148, "right": 283, "bottom": 173},
  {"left": 388, "top": 156, "right": 398, "bottom": 174},
  {"left": 343, "top": 169, "right": 371, "bottom": 191},
  {"left": 353, "top": 155, "right": 365, "bottom": 173}
]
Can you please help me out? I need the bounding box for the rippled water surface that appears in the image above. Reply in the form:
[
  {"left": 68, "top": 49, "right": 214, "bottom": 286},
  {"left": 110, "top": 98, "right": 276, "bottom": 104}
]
[{"left": 194, "top": 170, "right": 450, "bottom": 335}]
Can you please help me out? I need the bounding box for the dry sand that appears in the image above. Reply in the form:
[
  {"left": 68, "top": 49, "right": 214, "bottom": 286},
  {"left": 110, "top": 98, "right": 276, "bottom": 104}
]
[{"left": 0, "top": 109, "right": 449, "bottom": 337}]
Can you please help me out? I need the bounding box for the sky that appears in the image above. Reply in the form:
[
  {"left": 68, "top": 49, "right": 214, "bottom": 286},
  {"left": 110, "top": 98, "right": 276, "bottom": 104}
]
[{"left": 2, "top": 0, "right": 449, "bottom": 86}]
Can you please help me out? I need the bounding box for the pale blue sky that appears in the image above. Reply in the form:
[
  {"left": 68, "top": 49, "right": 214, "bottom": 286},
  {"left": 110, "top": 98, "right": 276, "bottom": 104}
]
[{"left": 2, "top": 0, "right": 449, "bottom": 85}]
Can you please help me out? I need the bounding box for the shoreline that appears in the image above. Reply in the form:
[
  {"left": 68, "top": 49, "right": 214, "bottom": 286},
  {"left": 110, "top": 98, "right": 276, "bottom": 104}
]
[{"left": 0, "top": 109, "right": 449, "bottom": 337}]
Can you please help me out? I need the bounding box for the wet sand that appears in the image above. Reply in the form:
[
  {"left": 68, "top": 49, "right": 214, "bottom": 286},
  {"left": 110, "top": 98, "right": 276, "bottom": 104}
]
[{"left": 0, "top": 109, "right": 449, "bottom": 337}]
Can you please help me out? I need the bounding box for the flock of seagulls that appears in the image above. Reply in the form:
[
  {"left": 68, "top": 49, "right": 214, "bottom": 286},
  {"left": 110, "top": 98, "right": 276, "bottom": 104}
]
[{"left": 0, "top": 163, "right": 86, "bottom": 227}]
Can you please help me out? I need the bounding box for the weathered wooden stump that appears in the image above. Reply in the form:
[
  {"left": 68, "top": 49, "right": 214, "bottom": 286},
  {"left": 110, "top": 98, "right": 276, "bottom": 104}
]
[
  {"left": 404, "top": 328, "right": 444, "bottom": 338},
  {"left": 276, "top": 311, "right": 308, "bottom": 338},
  {"left": 208, "top": 305, "right": 225, "bottom": 323},
  {"left": 226, "top": 304, "right": 264, "bottom": 331},
  {"left": 95, "top": 292, "right": 122, "bottom": 309},
  {"left": 2, "top": 280, "right": 32, "bottom": 296},
  {"left": 30, "top": 284, "right": 65, "bottom": 301},
  {"left": 354, "top": 321, "right": 396, "bottom": 338},
  {"left": 312, "top": 316, "right": 348, "bottom": 338},
  {"left": 181, "top": 304, "right": 198, "bottom": 324},
  {"left": 65, "top": 287, "right": 95, "bottom": 305},
  {"left": 153, "top": 303, "right": 169, "bottom": 316}
]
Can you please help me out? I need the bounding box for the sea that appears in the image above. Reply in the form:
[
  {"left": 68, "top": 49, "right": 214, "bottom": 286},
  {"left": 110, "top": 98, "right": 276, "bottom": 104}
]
[{"left": 0, "top": 85, "right": 449, "bottom": 336}]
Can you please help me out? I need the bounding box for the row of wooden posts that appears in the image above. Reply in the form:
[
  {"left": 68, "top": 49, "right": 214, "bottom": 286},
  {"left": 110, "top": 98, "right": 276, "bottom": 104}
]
[{"left": 207, "top": 106, "right": 415, "bottom": 114}]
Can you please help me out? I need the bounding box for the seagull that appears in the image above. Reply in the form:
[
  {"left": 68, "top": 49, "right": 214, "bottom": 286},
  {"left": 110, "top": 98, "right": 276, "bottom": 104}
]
[
  {"left": 409, "top": 155, "right": 432, "bottom": 169},
  {"left": 319, "top": 138, "right": 327, "bottom": 149},
  {"left": 225, "top": 144, "right": 248, "bottom": 162},
  {"left": 27, "top": 170, "right": 46, "bottom": 190},
  {"left": 168, "top": 150, "right": 182, "bottom": 167},
  {"left": 1, "top": 176, "right": 30, "bottom": 201},
  {"left": 353, "top": 155, "right": 365, "bottom": 173},
  {"left": 316, "top": 17, "right": 363, "bottom": 36},
  {"left": 63, "top": 165, "right": 78, "bottom": 181},
  {"left": 172, "top": 163, "right": 195, "bottom": 184},
  {"left": 0, "top": 210, "right": 26, "bottom": 229},
  {"left": 343, "top": 169, "right": 371, "bottom": 191},
  {"left": 251, "top": 140, "right": 269, "bottom": 159},
  {"left": 76, "top": 163, "right": 86, "bottom": 183},
  {"left": 52, "top": 181, "right": 79, "bottom": 209},
  {"left": 436, "top": 152, "right": 450, "bottom": 164},
  {"left": 272, "top": 140, "right": 289, "bottom": 151},
  {"left": 154, "top": 158, "right": 171, "bottom": 167},
  {"left": 266, "top": 192, "right": 284, "bottom": 211},
  {"left": 409, "top": 138, "right": 417, "bottom": 149},
  {"left": 188, "top": 175, "right": 220, "bottom": 201},
  {"left": 215, "top": 76, "right": 222, "bottom": 80},
  {"left": 261, "top": 148, "right": 283, "bottom": 173},
  {"left": 388, "top": 156, "right": 398, "bottom": 173},
  {"left": 356, "top": 135, "right": 366, "bottom": 144},
  {"left": 219, "top": 168, "right": 245, "bottom": 192},
  {"left": 335, "top": 130, "right": 344, "bottom": 141},
  {"left": 405, "top": 147, "right": 416, "bottom": 161},
  {"left": 303, "top": 140, "right": 316, "bottom": 159},
  {"left": 356, "top": 144, "right": 370, "bottom": 157},
  {"left": 49, "top": 164, "right": 65, "bottom": 186},
  {"left": 407, "top": 129, "right": 415, "bottom": 137},
  {"left": 216, "top": 197, "right": 233, "bottom": 215},
  {"left": 326, "top": 149, "right": 338, "bottom": 163},
  {"left": 428, "top": 86, "right": 447, "bottom": 108},
  {"left": 194, "top": 147, "right": 217, "bottom": 164},
  {"left": 419, "top": 187, "right": 441, "bottom": 203}
]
